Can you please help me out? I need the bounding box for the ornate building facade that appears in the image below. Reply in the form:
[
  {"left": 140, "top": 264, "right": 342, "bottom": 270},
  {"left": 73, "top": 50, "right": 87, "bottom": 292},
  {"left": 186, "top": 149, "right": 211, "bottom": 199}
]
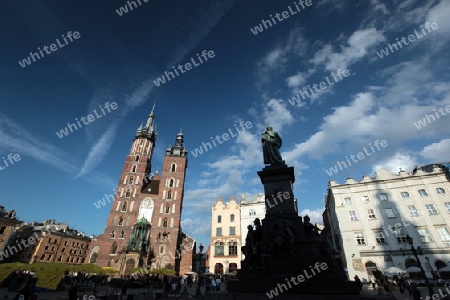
[
  {"left": 89, "top": 105, "right": 190, "bottom": 275},
  {"left": 324, "top": 163, "right": 450, "bottom": 281},
  {"left": 209, "top": 196, "right": 241, "bottom": 275}
]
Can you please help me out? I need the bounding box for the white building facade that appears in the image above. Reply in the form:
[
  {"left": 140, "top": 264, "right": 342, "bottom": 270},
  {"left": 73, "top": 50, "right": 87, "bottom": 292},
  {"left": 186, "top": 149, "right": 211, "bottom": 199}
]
[
  {"left": 324, "top": 164, "right": 450, "bottom": 282},
  {"left": 209, "top": 196, "right": 241, "bottom": 275},
  {"left": 239, "top": 194, "right": 265, "bottom": 259}
]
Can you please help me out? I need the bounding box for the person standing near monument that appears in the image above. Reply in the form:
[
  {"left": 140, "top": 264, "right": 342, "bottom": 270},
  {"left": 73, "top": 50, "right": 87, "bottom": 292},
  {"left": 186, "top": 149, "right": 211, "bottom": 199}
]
[{"left": 261, "top": 126, "right": 283, "bottom": 165}]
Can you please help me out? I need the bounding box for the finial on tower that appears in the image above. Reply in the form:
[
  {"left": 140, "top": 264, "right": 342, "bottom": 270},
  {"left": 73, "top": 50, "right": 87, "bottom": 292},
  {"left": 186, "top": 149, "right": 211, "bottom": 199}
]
[{"left": 149, "top": 101, "right": 156, "bottom": 116}]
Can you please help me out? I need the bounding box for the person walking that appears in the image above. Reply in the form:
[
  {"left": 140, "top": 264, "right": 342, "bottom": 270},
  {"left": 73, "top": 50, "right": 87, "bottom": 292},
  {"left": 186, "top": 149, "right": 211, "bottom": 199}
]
[
  {"left": 354, "top": 275, "right": 362, "bottom": 291},
  {"left": 410, "top": 284, "right": 422, "bottom": 300}
]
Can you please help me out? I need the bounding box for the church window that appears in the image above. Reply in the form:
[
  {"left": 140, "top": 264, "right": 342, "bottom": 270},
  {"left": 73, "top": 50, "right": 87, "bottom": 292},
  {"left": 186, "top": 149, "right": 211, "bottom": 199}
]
[
  {"left": 169, "top": 179, "right": 174, "bottom": 187},
  {"left": 122, "top": 202, "right": 127, "bottom": 212},
  {"left": 125, "top": 189, "right": 131, "bottom": 198},
  {"left": 135, "top": 156, "right": 139, "bottom": 162},
  {"left": 110, "top": 242, "right": 117, "bottom": 254},
  {"left": 118, "top": 217, "right": 124, "bottom": 226},
  {"left": 119, "top": 231, "right": 124, "bottom": 239},
  {"left": 110, "top": 231, "right": 115, "bottom": 238},
  {"left": 171, "top": 164, "right": 176, "bottom": 172},
  {"left": 131, "top": 165, "right": 136, "bottom": 172},
  {"left": 163, "top": 218, "right": 168, "bottom": 228},
  {"left": 167, "top": 190, "right": 172, "bottom": 199},
  {"left": 129, "top": 176, "right": 134, "bottom": 184},
  {"left": 165, "top": 205, "right": 170, "bottom": 214}
]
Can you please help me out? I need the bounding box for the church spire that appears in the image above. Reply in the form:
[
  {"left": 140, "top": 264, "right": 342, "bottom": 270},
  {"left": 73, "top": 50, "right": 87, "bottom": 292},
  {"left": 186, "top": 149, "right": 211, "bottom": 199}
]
[{"left": 135, "top": 102, "right": 157, "bottom": 140}]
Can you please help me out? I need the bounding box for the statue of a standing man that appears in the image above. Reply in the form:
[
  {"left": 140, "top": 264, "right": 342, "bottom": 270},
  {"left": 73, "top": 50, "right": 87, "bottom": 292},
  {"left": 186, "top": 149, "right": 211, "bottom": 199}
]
[{"left": 262, "top": 126, "right": 283, "bottom": 165}]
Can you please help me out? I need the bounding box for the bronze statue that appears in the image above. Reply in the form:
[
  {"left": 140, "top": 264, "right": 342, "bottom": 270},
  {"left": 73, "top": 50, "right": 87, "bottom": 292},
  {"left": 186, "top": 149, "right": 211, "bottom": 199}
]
[
  {"left": 303, "top": 215, "right": 322, "bottom": 239},
  {"left": 261, "top": 126, "right": 283, "bottom": 165}
]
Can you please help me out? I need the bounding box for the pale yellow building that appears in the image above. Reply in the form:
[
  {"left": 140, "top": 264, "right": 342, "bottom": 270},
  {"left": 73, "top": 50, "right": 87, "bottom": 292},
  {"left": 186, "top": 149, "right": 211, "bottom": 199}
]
[{"left": 209, "top": 196, "right": 241, "bottom": 274}]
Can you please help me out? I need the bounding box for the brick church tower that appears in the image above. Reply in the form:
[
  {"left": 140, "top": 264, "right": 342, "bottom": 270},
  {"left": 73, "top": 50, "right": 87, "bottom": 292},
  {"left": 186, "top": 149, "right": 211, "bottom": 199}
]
[{"left": 89, "top": 104, "right": 189, "bottom": 275}]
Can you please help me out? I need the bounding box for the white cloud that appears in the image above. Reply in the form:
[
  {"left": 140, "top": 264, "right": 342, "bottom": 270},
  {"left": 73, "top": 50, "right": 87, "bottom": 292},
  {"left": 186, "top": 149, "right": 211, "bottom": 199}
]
[
  {"left": 299, "top": 208, "right": 324, "bottom": 225},
  {"left": 75, "top": 121, "right": 119, "bottom": 178},
  {"left": 181, "top": 217, "right": 211, "bottom": 236},
  {"left": 255, "top": 26, "right": 308, "bottom": 95},
  {"left": 420, "top": 139, "right": 450, "bottom": 162},
  {"left": 372, "top": 152, "right": 418, "bottom": 174},
  {"left": 262, "top": 98, "right": 295, "bottom": 133},
  {"left": 287, "top": 72, "right": 308, "bottom": 88},
  {"left": 310, "top": 28, "right": 386, "bottom": 72}
]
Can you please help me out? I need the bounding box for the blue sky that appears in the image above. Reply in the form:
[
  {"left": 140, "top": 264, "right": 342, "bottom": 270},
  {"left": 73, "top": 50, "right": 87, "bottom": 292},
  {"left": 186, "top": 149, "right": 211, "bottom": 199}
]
[{"left": 1, "top": 0, "right": 449, "bottom": 248}]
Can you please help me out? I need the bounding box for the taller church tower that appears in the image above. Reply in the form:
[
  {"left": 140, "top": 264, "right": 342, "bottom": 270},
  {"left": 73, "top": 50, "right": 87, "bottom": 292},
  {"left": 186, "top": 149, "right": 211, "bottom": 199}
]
[{"left": 89, "top": 104, "right": 189, "bottom": 274}]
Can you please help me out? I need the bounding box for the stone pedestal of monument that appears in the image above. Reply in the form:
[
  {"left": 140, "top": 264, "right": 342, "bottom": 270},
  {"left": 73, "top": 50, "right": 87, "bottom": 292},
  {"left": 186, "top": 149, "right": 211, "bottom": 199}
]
[{"left": 227, "top": 163, "right": 359, "bottom": 296}]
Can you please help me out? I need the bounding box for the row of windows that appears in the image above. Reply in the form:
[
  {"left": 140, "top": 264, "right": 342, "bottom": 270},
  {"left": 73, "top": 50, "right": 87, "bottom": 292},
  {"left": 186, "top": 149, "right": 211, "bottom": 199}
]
[
  {"left": 216, "top": 227, "right": 236, "bottom": 236},
  {"left": 214, "top": 241, "right": 238, "bottom": 256},
  {"left": 42, "top": 245, "right": 86, "bottom": 255},
  {"left": 39, "top": 254, "right": 85, "bottom": 263},
  {"left": 349, "top": 202, "right": 450, "bottom": 221},
  {"left": 110, "top": 230, "right": 125, "bottom": 239},
  {"left": 343, "top": 188, "right": 446, "bottom": 205},
  {"left": 112, "top": 215, "right": 173, "bottom": 228},
  {"left": 217, "top": 214, "right": 235, "bottom": 223},
  {"left": 130, "top": 163, "right": 177, "bottom": 173},
  {"left": 355, "top": 226, "right": 450, "bottom": 245}
]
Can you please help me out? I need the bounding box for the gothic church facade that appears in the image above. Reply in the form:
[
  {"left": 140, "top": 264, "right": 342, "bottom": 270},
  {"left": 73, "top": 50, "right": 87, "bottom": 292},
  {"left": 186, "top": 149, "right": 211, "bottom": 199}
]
[{"left": 89, "top": 105, "right": 190, "bottom": 274}]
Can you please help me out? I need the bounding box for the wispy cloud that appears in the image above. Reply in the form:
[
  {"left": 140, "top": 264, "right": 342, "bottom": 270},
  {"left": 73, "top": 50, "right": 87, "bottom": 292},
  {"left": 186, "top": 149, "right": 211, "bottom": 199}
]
[{"left": 0, "top": 113, "right": 115, "bottom": 188}]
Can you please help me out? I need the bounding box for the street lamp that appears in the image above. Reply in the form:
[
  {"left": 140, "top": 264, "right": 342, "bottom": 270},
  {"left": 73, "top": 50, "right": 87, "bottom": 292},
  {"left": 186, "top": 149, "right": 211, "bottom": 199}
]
[
  {"left": 406, "top": 235, "right": 434, "bottom": 296},
  {"left": 195, "top": 244, "right": 204, "bottom": 296}
]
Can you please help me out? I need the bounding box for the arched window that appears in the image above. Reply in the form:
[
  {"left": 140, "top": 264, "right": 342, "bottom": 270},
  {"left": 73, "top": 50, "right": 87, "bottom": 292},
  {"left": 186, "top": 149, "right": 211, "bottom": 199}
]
[
  {"left": 163, "top": 218, "right": 168, "bottom": 228},
  {"left": 165, "top": 205, "right": 170, "bottom": 214},
  {"left": 405, "top": 258, "right": 418, "bottom": 268},
  {"left": 230, "top": 214, "right": 235, "bottom": 222},
  {"left": 129, "top": 176, "right": 134, "bottom": 184},
  {"left": 214, "top": 263, "right": 224, "bottom": 275},
  {"left": 122, "top": 201, "right": 127, "bottom": 212},
  {"left": 110, "top": 231, "right": 115, "bottom": 238},
  {"left": 119, "top": 231, "right": 124, "bottom": 239},
  {"left": 167, "top": 190, "right": 172, "bottom": 199},
  {"left": 90, "top": 253, "right": 98, "bottom": 263},
  {"left": 217, "top": 215, "right": 222, "bottom": 223},
  {"left": 365, "top": 261, "right": 377, "bottom": 275},
  {"left": 229, "top": 263, "right": 238, "bottom": 274},
  {"left": 435, "top": 260, "right": 447, "bottom": 270},
  {"left": 118, "top": 217, "right": 124, "bottom": 226},
  {"left": 135, "top": 156, "right": 139, "bottom": 162},
  {"left": 131, "top": 165, "right": 136, "bottom": 172},
  {"left": 171, "top": 164, "right": 176, "bottom": 172},
  {"left": 125, "top": 189, "right": 131, "bottom": 198},
  {"left": 169, "top": 179, "right": 174, "bottom": 187},
  {"left": 110, "top": 242, "right": 117, "bottom": 254}
]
